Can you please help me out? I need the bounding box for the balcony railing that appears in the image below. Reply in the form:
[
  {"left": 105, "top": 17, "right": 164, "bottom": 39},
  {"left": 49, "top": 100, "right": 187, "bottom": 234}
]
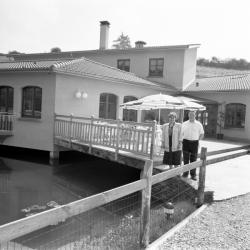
[{"left": 0, "top": 113, "right": 15, "bottom": 133}]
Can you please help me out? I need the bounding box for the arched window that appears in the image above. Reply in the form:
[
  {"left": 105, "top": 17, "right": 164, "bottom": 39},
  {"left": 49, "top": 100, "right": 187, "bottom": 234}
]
[
  {"left": 225, "top": 103, "right": 246, "bottom": 128},
  {"left": 99, "top": 93, "right": 117, "bottom": 119},
  {"left": 22, "top": 86, "right": 42, "bottom": 118},
  {"left": 123, "top": 96, "right": 138, "bottom": 121},
  {"left": 0, "top": 86, "right": 14, "bottom": 113}
]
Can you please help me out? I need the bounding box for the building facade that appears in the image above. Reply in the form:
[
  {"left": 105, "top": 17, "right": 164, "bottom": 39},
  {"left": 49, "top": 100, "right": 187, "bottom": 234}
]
[{"left": 0, "top": 58, "right": 169, "bottom": 152}]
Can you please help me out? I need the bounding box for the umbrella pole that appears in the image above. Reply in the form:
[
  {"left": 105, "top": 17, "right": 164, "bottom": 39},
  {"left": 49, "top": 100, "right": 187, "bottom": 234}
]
[
  {"left": 180, "top": 109, "right": 184, "bottom": 123},
  {"left": 158, "top": 109, "right": 161, "bottom": 124}
]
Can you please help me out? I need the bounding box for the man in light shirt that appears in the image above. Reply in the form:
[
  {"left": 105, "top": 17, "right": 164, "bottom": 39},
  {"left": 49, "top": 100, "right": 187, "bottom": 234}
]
[{"left": 181, "top": 110, "right": 204, "bottom": 180}]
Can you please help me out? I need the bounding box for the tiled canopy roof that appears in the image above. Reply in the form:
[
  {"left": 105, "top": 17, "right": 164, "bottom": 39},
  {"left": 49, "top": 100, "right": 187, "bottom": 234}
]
[
  {"left": 0, "top": 60, "right": 61, "bottom": 71},
  {"left": 184, "top": 74, "right": 250, "bottom": 92},
  {"left": 0, "top": 58, "right": 170, "bottom": 90}
]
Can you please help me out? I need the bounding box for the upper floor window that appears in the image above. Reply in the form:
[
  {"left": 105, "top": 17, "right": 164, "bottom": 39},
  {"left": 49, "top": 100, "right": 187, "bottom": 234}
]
[
  {"left": 22, "top": 86, "right": 42, "bottom": 119},
  {"left": 225, "top": 103, "right": 246, "bottom": 128},
  {"left": 0, "top": 86, "right": 13, "bottom": 114},
  {"left": 99, "top": 93, "right": 117, "bottom": 120},
  {"left": 123, "top": 96, "right": 137, "bottom": 122},
  {"left": 149, "top": 58, "right": 164, "bottom": 77},
  {"left": 117, "top": 59, "right": 130, "bottom": 72}
]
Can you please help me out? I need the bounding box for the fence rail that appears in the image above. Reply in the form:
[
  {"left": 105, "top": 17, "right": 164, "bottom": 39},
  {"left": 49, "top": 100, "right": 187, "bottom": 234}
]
[
  {"left": 0, "top": 147, "right": 207, "bottom": 249},
  {"left": 54, "top": 114, "right": 157, "bottom": 159},
  {"left": 0, "top": 113, "right": 14, "bottom": 132}
]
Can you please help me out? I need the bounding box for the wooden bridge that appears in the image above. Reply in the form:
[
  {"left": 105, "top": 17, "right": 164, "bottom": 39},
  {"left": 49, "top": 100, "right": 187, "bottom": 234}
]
[{"left": 54, "top": 114, "right": 160, "bottom": 169}]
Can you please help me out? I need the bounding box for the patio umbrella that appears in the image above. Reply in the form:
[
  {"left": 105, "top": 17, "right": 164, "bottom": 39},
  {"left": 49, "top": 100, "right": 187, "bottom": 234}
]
[
  {"left": 120, "top": 93, "right": 184, "bottom": 123},
  {"left": 176, "top": 96, "right": 206, "bottom": 111},
  {"left": 176, "top": 96, "right": 206, "bottom": 123}
]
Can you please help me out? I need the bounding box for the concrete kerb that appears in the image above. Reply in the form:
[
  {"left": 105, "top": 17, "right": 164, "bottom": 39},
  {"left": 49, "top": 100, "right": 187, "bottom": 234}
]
[{"left": 146, "top": 203, "right": 208, "bottom": 250}]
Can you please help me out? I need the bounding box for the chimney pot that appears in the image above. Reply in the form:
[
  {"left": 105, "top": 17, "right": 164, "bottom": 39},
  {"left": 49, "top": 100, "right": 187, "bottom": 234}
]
[
  {"left": 135, "top": 41, "right": 146, "bottom": 48},
  {"left": 99, "top": 21, "right": 110, "bottom": 50}
]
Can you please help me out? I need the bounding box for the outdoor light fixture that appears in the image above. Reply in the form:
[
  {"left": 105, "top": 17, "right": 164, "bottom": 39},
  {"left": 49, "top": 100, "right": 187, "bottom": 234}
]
[
  {"left": 75, "top": 90, "right": 88, "bottom": 99},
  {"left": 164, "top": 202, "right": 174, "bottom": 219}
]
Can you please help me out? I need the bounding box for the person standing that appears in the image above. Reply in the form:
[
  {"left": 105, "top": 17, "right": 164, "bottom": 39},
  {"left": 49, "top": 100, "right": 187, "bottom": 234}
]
[
  {"left": 161, "top": 112, "right": 182, "bottom": 169},
  {"left": 181, "top": 110, "right": 204, "bottom": 180}
]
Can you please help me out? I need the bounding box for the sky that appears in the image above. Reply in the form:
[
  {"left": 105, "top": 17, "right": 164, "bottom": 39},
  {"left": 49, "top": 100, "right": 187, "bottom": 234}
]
[{"left": 0, "top": 0, "right": 250, "bottom": 61}]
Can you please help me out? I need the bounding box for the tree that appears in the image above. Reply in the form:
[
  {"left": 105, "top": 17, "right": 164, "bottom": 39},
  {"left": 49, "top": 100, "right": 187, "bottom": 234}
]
[
  {"left": 50, "top": 47, "right": 62, "bottom": 53},
  {"left": 112, "top": 33, "right": 131, "bottom": 49},
  {"left": 8, "top": 50, "right": 22, "bottom": 55}
]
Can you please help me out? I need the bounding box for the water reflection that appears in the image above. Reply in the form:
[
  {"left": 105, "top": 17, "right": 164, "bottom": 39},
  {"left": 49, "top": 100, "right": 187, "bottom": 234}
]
[{"left": 0, "top": 151, "right": 140, "bottom": 226}]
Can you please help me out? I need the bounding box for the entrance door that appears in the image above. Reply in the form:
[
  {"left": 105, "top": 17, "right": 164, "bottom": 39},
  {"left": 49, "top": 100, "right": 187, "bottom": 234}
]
[{"left": 203, "top": 104, "right": 218, "bottom": 137}]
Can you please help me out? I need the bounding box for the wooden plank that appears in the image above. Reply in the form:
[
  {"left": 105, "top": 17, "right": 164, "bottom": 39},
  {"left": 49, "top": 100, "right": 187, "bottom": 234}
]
[
  {"left": 150, "top": 121, "right": 157, "bottom": 159},
  {"left": 152, "top": 160, "right": 202, "bottom": 185},
  {"left": 197, "top": 147, "right": 207, "bottom": 206},
  {"left": 115, "top": 119, "right": 121, "bottom": 160},
  {"left": 141, "top": 132, "right": 145, "bottom": 153},
  {"left": 88, "top": 116, "right": 94, "bottom": 153},
  {"left": 140, "top": 159, "right": 153, "bottom": 248},
  {"left": 0, "top": 179, "right": 146, "bottom": 243},
  {"left": 55, "top": 114, "right": 91, "bottom": 121},
  {"left": 146, "top": 131, "right": 150, "bottom": 154}
]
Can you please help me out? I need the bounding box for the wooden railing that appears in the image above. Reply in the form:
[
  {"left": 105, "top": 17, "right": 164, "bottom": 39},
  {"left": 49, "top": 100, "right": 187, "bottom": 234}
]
[
  {"left": 0, "top": 148, "right": 208, "bottom": 248},
  {"left": 0, "top": 113, "right": 14, "bottom": 132},
  {"left": 54, "top": 114, "right": 157, "bottom": 159}
]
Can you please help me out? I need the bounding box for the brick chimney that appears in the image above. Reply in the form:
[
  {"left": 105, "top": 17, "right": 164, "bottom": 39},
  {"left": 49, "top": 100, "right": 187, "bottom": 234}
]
[
  {"left": 135, "top": 41, "right": 146, "bottom": 48},
  {"left": 99, "top": 21, "right": 110, "bottom": 50}
]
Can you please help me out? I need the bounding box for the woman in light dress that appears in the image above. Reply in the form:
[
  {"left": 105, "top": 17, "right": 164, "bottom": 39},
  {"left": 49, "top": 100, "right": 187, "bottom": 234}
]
[{"left": 161, "top": 112, "right": 182, "bottom": 169}]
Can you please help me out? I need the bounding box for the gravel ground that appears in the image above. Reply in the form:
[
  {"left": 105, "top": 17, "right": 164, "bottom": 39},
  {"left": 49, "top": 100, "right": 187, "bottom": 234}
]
[{"left": 159, "top": 193, "right": 250, "bottom": 250}]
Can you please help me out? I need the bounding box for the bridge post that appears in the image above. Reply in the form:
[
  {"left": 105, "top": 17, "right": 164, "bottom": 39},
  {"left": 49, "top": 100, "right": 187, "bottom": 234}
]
[
  {"left": 89, "top": 116, "right": 94, "bottom": 154},
  {"left": 197, "top": 147, "right": 207, "bottom": 206},
  {"left": 68, "top": 114, "right": 73, "bottom": 148},
  {"left": 150, "top": 121, "right": 157, "bottom": 160},
  {"left": 115, "top": 119, "right": 121, "bottom": 161},
  {"left": 140, "top": 159, "right": 153, "bottom": 249}
]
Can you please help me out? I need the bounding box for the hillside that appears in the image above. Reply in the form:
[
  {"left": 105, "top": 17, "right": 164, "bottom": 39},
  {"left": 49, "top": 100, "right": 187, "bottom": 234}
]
[{"left": 196, "top": 66, "right": 250, "bottom": 78}]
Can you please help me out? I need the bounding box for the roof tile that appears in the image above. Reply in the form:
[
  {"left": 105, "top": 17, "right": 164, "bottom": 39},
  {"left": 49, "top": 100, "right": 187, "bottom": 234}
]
[{"left": 184, "top": 74, "right": 250, "bottom": 92}]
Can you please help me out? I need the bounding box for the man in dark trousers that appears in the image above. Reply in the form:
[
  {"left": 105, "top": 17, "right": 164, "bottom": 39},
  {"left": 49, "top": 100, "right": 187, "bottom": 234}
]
[{"left": 181, "top": 110, "right": 204, "bottom": 180}]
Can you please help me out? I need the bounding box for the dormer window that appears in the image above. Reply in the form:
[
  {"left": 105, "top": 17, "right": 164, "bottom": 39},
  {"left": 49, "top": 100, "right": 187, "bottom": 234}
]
[
  {"left": 117, "top": 59, "right": 130, "bottom": 72},
  {"left": 149, "top": 58, "right": 164, "bottom": 77}
]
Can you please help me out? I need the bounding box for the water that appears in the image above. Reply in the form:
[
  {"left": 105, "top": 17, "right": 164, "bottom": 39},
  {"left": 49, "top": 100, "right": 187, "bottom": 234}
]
[{"left": 0, "top": 147, "right": 140, "bottom": 226}]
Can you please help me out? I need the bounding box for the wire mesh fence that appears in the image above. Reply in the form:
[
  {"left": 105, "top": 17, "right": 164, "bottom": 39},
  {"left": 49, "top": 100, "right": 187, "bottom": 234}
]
[
  {"left": 2, "top": 192, "right": 141, "bottom": 250},
  {"left": 150, "top": 176, "right": 197, "bottom": 243},
  {"left": 1, "top": 154, "right": 206, "bottom": 250}
]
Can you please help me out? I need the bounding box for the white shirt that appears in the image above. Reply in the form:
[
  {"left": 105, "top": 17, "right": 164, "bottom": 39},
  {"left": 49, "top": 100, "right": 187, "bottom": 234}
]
[{"left": 181, "top": 120, "right": 204, "bottom": 141}]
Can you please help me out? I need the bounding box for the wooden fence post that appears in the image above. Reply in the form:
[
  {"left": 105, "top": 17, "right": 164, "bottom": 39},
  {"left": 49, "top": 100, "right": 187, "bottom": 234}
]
[
  {"left": 89, "top": 116, "right": 94, "bottom": 154},
  {"left": 115, "top": 119, "right": 121, "bottom": 161},
  {"left": 140, "top": 159, "right": 153, "bottom": 249},
  {"left": 197, "top": 147, "right": 207, "bottom": 206},
  {"left": 68, "top": 114, "right": 73, "bottom": 148},
  {"left": 150, "top": 121, "right": 157, "bottom": 159}
]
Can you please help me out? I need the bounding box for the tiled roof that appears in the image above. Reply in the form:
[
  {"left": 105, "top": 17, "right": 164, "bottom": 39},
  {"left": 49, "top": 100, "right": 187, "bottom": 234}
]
[
  {"left": 184, "top": 74, "right": 250, "bottom": 92},
  {"left": 0, "top": 60, "right": 63, "bottom": 71},
  {"left": 53, "top": 58, "right": 166, "bottom": 88},
  {"left": 0, "top": 58, "right": 170, "bottom": 90}
]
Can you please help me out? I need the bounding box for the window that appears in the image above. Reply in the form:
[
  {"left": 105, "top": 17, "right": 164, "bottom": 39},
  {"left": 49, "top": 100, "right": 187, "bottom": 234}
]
[
  {"left": 225, "top": 103, "right": 246, "bottom": 128},
  {"left": 0, "top": 86, "right": 14, "bottom": 114},
  {"left": 99, "top": 93, "right": 117, "bottom": 119},
  {"left": 123, "top": 96, "right": 137, "bottom": 122},
  {"left": 117, "top": 59, "right": 130, "bottom": 72},
  {"left": 149, "top": 58, "right": 164, "bottom": 77},
  {"left": 22, "top": 86, "right": 42, "bottom": 118}
]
